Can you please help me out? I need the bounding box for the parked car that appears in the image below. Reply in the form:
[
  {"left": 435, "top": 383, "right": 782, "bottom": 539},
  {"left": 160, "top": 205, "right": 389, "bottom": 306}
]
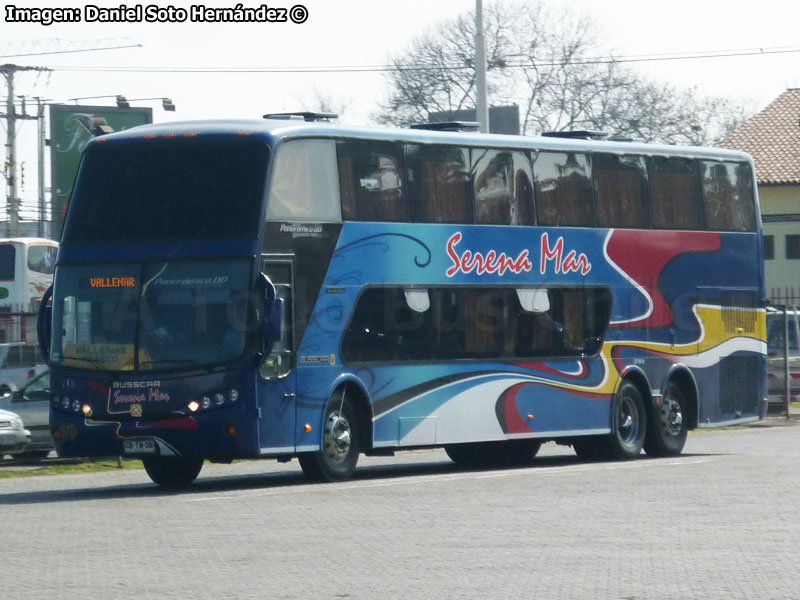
[
  {"left": 0, "top": 342, "right": 47, "bottom": 395},
  {"left": 0, "top": 370, "right": 52, "bottom": 458},
  {"left": 766, "top": 309, "right": 800, "bottom": 406},
  {"left": 0, "top": 407, "right": 30, "bottom": 457}
]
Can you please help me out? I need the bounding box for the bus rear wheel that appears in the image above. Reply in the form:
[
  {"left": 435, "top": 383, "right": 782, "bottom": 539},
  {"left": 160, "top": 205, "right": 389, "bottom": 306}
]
[
  {"left": 298, "top": 390, "right": 360, "bottom": 482},
  {"left": 445, "top": 440, "right": 541, "bottom": 468},
  {"left": 643, "top": 381, "right": 688, "bottom": 457},
  {"left": 142, "top": 456, "right": 204, "bottom": 489}
]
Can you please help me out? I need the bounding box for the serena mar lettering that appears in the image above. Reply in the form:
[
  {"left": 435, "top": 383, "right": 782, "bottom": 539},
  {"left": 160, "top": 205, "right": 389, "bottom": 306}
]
[{"left": 445, "top": 232, "right": 591, "bottom": 278}]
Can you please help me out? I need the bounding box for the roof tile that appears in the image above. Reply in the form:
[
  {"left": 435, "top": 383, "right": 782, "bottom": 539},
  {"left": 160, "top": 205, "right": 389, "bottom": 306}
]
[{"left": 721, "top": 88, "right": 800, "bottom": 185}]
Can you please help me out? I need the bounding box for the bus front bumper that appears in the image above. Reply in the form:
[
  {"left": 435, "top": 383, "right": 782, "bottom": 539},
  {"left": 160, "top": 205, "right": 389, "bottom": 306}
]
[{"left": 51, "top": 408, "right": 259, "bottom": 459}]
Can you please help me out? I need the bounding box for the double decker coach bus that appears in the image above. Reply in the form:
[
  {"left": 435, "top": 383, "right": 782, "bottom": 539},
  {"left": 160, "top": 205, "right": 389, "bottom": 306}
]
[{"left": 39, "top": 115, "right": 767, "bottom": 488}]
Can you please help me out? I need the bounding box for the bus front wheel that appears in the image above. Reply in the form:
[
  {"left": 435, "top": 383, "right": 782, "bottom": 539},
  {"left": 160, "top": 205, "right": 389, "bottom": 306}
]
[
  {"left": 298, "top": 390, "right": 360, "bottom": 482},
  {"left": 142, "top": 456, "right": 204, "bottom": 489},
  {"left": 575, "top": 382, "right": 646, "bottom": 461},
  {"left": 606, "top": 381, "right": 647, "bottom": 459}
]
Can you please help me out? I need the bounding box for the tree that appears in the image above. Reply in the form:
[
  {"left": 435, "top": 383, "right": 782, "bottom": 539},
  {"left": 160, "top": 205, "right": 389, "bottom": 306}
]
[
  {"left": 298, "top": 86, "right": 353, "bottom": 122},
  {"left": 375, "top": 2, "right": 751, "bottom": 146}
]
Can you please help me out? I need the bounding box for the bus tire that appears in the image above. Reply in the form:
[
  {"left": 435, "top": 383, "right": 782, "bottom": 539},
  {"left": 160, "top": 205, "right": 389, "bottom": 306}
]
[
  {"left": 298, "top": 390, "right": 360, "bottom": 482},
  {"left": 445, "top": 440, "right": 541, "bottom": 468},
  {"left": 643, "top": 380, "right": 688, "bottom": 457},
  {"left": 142, "top": 456, "right": 204, "bottom": 489},
  {"left": 604, "top": 381, "right": 647, "bottom": 460}
]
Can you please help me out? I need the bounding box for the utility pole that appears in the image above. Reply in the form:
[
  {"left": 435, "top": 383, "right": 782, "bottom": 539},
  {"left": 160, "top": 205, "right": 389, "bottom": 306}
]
[
  {"left": 474, "top": 0, "right": 489, "bottom": 133},
  {"left": 1, "top": 64, "right": 49, "bottom": 237}
]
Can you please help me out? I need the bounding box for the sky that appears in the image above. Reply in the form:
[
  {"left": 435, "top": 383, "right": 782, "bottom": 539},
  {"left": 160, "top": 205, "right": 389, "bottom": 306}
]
[{"left": 3, "top": 0, "right": 800, "bottom": 215}]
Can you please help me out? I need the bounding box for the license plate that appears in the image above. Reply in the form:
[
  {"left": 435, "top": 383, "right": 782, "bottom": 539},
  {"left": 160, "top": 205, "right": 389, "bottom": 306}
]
[{"left": 123, "top": 439, "right": 157, "bottom": 455}]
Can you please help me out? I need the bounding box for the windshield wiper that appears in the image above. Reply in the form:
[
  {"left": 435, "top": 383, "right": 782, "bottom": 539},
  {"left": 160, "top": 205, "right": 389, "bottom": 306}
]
[{"left": 58, "top": 356, "right": 123, "bottom": 372}]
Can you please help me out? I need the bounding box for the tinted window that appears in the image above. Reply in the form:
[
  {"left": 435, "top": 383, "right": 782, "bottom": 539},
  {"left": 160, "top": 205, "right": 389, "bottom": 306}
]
[
  {"left": 764, "top": 235, "right": 774, "bottom": 260},
  {"left": 592, "top": 153, "right": 650, "bottom": 229},
  {"left": 406, "top": 145, "right": 473, "bottom": 223},
  {"left": 786, "top": 235, "right": 800, "bottom": 259},
  {"left": 64, "top": 139, "right": 269, "bottom": 243},
  {"left": 649, "top": 157, "right": 705, "bottom": 230},
  {"left": 2, "top": 345, "right": 22, "bottom": 367},
  {"left": 338, "top": 140, "right": 408, "bottom": 222},
  {"left": 472, "top": 149, "right": 534, "bottom": 225},
  {"left": 0, "top": 244, "right": 15, "bottom": 280},
  {"left": 534, "top": 152, "right": 594, "bottom": 227},
  {"left": 27, "top": 245, "right": 57, "bottom": 275},
  {"left": 702, "top": 161, "right": 757, "bottom": 232},
  {"left": 341, "top": 286, "right": 612, "bottom": 363},
  {"left": 267, "top": 139, "right": 341, "bottom": 222}
]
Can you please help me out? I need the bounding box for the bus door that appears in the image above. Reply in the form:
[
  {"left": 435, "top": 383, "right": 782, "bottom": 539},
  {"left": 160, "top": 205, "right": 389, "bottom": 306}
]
[{"left": 257, "top": 256, "right": 296, "bottom": 454}]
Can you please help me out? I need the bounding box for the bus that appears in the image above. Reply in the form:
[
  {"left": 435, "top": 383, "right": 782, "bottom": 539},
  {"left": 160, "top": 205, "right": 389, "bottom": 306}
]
[
  {"left": 0, "top": 238, "right": 58, "bottom": 344},
  {"left": 39, "top": 116, "right": 767, "bottom": 488}
]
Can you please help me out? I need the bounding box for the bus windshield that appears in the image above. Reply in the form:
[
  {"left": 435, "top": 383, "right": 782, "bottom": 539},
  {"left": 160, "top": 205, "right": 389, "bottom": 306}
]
[
  {"left": 50, "top": 259, "right": 253, "bottom": 372},
  {"left": 62, "top": 138, "right": 269, "bottom": 243}
]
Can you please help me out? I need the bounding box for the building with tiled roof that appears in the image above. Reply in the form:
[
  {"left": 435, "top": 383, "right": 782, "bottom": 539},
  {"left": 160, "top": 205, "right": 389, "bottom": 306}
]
[{"left": 722, "top": 88, "right": 800, "bottom": 304}]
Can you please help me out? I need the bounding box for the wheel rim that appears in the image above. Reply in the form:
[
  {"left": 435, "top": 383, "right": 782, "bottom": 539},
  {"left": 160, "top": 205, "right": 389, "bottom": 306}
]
[
  {"left": 660, "top": 394, "right": 684, "bottom": 437},
  {"left": 617, "top": 394, "right": 641, "bottom": 445},
  {"left": 323, "top": 410, "right": 352, "bottom": 465}
]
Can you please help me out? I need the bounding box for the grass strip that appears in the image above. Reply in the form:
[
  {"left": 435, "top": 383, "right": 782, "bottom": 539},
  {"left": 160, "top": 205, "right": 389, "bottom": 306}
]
[{"left": 0, "top": 458, "right": 144, "bottom": 479}]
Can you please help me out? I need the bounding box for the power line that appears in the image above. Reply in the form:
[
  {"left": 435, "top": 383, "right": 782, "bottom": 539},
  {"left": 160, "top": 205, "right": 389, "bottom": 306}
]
[
  {"left": 39, "top": 45, "right": 800, "bottom": 74},
  {"left": 0, "top": 37, "right": 141, "bottom": 58}
]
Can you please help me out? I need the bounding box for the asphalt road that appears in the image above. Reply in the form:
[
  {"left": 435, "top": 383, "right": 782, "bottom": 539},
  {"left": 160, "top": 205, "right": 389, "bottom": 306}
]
[{"left": 1, "top": 421, "right": 798, "bottom": 600}]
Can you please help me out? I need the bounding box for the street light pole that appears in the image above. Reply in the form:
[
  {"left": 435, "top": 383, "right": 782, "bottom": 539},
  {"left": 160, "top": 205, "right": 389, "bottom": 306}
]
[{"left": 475, "top": 0, "right": 489, "bottom": 133}]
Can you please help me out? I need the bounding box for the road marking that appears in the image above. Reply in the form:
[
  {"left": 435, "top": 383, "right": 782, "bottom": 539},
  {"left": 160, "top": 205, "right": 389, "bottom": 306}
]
[{"left": 180, "top": 457, "right": 717, "bottom": 503}]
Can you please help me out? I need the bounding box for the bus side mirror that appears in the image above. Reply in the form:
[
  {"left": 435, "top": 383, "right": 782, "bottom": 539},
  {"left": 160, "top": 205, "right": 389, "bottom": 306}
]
[{"left": 37, "top": 285, "right": 53, "bottom": 365}]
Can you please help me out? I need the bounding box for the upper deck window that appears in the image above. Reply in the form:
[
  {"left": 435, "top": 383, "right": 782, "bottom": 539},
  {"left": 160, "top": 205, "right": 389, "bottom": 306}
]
[
  {"left": 702, "top": 161, "right": 757, "bottom": 232},
  {"left": 592, "top": 153, "right": 650, "bottom": 229},
  {"left": 534, "top": 151, "right": 594, "bottom": 227},
  {"left": 338, "top": 140, "right": 409, "bottom": 222},
  {"left": 472, "top": 149, "right": 534, "bottom": 225},
  {"left": 649, "top": 157, "right": 705, "bottom": 230},
  {"left": 266, "top": 139, "right": 341, "bottom": 222},
  {"left": 406, "top": 144, "right": 473, "bottom": 224},
  {"left": 63, "top": 138, "right": 269, "bottom": 243}
]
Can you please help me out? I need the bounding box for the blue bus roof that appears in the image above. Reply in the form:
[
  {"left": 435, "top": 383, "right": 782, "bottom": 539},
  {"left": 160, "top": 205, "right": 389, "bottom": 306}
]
[{"left": 92, "top": 118, "right": 753, "bottom": 163}]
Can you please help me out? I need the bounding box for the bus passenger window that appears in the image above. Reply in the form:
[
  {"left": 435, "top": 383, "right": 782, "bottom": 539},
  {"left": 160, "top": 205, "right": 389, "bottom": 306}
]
[
  {"left": 533, "top": 152, "right": 594, "bottom": 227},
  {"left": 406, "top": 144, "right": 473, "bottom": 224},
  {"left": 267, "top": 139, "right": 341, "bottom": 222},
  {"left": 337, "top": 140, "right": 409, "bottom": 222},
  {"left": 649, "top": 157, "right": 705, "bottom": 230},
  {"left": 0, "top": 244, "right": 15, "bottom": 281},
  {"left": 472, "top": 149, "right": 533, "bottom": 225},
  {"left": 592, "top": 154, "right": 650, "bottom": 229},
  {"left": 702, "top": 161, "right": 757, "bottom": 232}
]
